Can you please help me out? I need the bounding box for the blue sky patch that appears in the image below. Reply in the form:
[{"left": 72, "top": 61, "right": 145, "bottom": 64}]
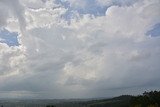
[
  {"left": 146, "top": 23, "right": 160, "bottom": 37},
  {"left": 0, "top": 29, "right": 19, "bottom": 46},
  {"left": 55, "top": 0, "right": 138, "bottom": 23},
  {"left": 55, "top": 0, "right": 108, "bottom": 21}
]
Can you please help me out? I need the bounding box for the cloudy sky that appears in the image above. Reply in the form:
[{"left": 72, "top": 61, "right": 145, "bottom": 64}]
[{"left": 0, "top": 0, "right": 160, "bottom": 99}]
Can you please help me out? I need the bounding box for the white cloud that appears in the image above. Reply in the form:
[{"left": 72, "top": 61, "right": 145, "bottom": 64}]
[
  {"left": 0, "top": 43, "right": 26, "bottom": 79},
  {"left": 25, "top": 7, "right": 67, "bottom": 29},
  {"left": 0, "top": 3, "right": 9, "bottom": 27},
  {"left": 0, "top": 0, "right": 160, "bottom": 98}
]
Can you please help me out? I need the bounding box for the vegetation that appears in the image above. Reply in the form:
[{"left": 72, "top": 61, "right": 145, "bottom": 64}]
[
  {"left": 130, "top": 91, "right": 160, "bottom": 107},
  {"left": 46, "top": 105, "right": 55, "bottom": 107},
  {"left": 85, "top": 91, "right": 160, "bottom": 107},
  {"left": 0, "top": 91, "right": 159, "bottom": 107}
]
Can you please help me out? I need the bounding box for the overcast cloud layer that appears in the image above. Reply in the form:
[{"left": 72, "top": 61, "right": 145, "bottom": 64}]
[{"left": 0, "top": 0, "right": 160, "bottom": 99}]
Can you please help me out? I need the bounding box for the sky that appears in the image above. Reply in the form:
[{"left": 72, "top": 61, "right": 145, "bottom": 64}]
[{"left": 0, "top": 0, "right": 160, "bottom": 99}]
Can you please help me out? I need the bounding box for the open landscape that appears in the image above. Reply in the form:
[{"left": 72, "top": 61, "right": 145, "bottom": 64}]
[
  {"left": 0, "top": 0, "right": 160, "bottom": 107},
  {"left": 0, "top": 91, "right": 160, "bottom": 107}
]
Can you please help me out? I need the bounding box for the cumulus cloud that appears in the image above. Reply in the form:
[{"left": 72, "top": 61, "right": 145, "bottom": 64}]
[
  {"left": 0, "top": 0, "right": 26, "bottom": 33},
  {"left": 0, "top": 0, "right": 160, "bottom": 98}
]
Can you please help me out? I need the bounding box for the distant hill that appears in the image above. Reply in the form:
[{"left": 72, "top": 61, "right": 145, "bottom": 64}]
[
  {"left": 0, "top": 91, "right": 160, "bottom": 107},
  {"left": 86, "top": 95, "right": 132, "bottom": 107},
  {"left": 85, "top": 91, "right": 160, "bottom": 107}
]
